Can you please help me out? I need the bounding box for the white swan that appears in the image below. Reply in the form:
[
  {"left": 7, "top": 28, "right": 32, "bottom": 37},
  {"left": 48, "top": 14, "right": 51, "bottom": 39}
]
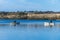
[
  {"left": 9, "top": 22, "right": 20, "bottom": 26},
  {"left": 44, "top": 22, "right": 54, "bottom": 26},
  {"left": 49, "top": 23, "right": 54, "bottom": 26},
  {"left": 44, "top": 22, "right": 50, "bottom": 26},
  {"left": 10, "top": 22, "right": 16, "bottom": 26}
]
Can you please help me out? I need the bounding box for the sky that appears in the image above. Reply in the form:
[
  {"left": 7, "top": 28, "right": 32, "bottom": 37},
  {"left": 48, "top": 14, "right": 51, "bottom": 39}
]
[{"left": 0, "top": 0, "right": 60, "bottom": 12}]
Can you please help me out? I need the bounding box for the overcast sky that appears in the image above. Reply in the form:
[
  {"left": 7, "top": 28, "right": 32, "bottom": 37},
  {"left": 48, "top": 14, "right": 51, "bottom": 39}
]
[{"left": 0, "top": 0, "right": 60, "bottom": 11}]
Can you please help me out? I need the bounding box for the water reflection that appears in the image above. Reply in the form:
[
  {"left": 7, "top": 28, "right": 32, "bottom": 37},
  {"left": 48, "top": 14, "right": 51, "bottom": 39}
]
[
  {"left": 0, "top": 22, "right": 60, "bottom": 28},
  {"left": 19, "top": 22, "right": 60, "bottom": 27},
  {"left": 0, "top": 22, "right": 60, "bottom": 40}
]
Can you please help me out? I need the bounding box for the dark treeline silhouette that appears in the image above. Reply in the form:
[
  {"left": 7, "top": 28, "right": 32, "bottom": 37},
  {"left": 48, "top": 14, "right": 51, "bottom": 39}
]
[{"left": 0, "top": 11, "right": 59, "bottom": 14}]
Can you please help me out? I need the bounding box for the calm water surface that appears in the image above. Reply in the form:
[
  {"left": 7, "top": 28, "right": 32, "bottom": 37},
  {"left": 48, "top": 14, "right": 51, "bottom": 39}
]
[{"left": 0, "top": 19, "right": 60, "bottom": 40}]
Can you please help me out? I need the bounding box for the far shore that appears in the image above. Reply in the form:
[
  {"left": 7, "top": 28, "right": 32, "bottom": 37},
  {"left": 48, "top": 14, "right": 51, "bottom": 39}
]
[{"left": 0, "top": 11, "right": 60, "bottom": 20}]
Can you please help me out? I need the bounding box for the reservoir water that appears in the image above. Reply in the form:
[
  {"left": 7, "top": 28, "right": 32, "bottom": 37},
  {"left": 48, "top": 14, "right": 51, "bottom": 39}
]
[{"left": 0, "top": 19, "right": 60, "bottom": 40}]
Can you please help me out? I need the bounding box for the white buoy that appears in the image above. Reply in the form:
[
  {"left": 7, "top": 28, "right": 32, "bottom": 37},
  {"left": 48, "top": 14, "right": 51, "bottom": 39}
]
[{"left": 44, "top": 22, "right": 50, "bottom": 26}]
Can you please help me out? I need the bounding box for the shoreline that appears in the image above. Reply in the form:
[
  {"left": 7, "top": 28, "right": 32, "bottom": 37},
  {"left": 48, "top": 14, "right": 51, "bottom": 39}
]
[{"left": 0, "top": 11, "right": 60, "bottom": 20}]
